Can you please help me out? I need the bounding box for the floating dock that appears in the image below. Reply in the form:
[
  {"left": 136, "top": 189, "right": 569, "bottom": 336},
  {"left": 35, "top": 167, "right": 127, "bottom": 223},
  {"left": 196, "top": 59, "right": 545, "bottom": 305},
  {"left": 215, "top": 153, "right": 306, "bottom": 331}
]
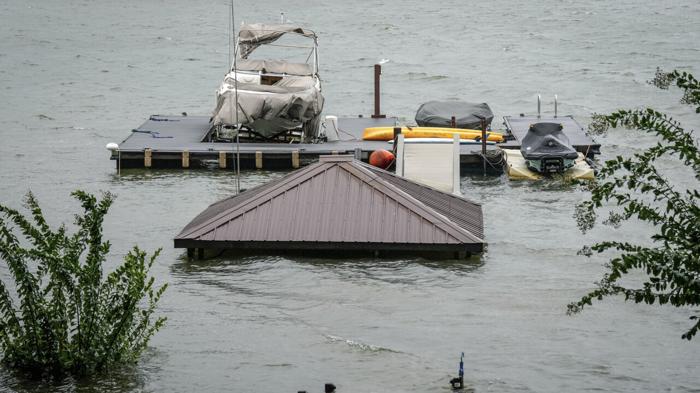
[
  {"left": 111, "top": 115, "right": 504, "bottom": 170},
  {"left": 499, "top": 115, "right": 601, "bottom": 156},
  {"left": 109, "top": 113, "right": 600, "bottom": 172}
]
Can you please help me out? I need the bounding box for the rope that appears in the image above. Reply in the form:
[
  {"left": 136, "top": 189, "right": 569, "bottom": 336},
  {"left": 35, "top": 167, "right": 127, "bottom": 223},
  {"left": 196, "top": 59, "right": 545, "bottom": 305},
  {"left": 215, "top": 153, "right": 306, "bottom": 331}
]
[
  {"left": 131, "top": 129, "right": 174, "bottom": 138},
  {"left": 477, "top": 150, "right": 505, "bottom": 171},
  {"left": 149, "top": 116, "right": 179, "bottom": 122}
]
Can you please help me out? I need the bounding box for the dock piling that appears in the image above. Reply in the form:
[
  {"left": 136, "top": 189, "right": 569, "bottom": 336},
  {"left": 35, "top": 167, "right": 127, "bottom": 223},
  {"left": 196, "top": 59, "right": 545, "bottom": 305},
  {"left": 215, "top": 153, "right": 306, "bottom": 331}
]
[
  {"left": 218, "top": 151, "right": 227, "bottom": 169},
  {"left": 144, "top": 148, "right": 152, "bottom": 168},
  {"left": 481, "top": 119, "right": 487, "bottom": 175},
  {"left": 182, "top": 150, "right": 189, "bottom": 168},
  {"left": 371, "top": 64, "right": 386, "bottom": 119},
  {"left": 255, "top": 151, "right": 263, "bottom": 169},
  {"left": 292, "top": 150, "right": 300, "bottom": 168}
]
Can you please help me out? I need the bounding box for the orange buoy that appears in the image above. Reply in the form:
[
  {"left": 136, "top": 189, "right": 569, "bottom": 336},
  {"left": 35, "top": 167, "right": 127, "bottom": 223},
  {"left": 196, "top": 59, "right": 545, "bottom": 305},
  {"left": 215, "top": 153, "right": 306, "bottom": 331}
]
[{"left": 369, "top": 149, "right": 395, "bottom": 169}]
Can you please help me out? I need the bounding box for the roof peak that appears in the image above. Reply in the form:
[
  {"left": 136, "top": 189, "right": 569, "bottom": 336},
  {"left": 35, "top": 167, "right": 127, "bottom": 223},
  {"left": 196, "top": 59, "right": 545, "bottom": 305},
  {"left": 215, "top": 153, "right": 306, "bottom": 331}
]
[{"left": 319, "top": 154, "right": 354, "bottom": 163}]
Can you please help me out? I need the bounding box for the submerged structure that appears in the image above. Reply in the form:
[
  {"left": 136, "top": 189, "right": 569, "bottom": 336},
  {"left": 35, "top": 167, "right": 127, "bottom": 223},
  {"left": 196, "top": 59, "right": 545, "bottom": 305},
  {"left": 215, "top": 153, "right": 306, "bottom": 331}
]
[{"left": 174, "top": 155, "right": 484, "bottom": 258}]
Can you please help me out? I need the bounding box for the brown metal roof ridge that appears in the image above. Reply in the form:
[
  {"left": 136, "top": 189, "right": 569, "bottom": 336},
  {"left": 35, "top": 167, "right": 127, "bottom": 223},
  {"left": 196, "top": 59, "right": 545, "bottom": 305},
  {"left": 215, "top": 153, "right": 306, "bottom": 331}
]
[
  {"left": 177, "top": 160, "right": 340, "bottom": 239},
  {"left": 174, "top": 155, "right": 484, "bottom": 254},
  {"left": 336, "top": 161, "right": 482, "bottom": 244},
  {"left": 360, "top": 162, "right": 483, "bottom": 239}
]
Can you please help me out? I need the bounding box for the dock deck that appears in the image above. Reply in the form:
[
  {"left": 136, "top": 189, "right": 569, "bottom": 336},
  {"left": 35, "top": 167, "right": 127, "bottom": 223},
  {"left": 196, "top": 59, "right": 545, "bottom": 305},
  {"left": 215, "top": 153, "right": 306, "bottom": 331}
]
[
  {"left": 500, "top": 115, "right": 600, "bottom": 157},
  {"left": 113, "top": 115, "right": 499, "bottom": 170},
  {"left": 111, "top": 113, "right": 600, "bottom": 171}
]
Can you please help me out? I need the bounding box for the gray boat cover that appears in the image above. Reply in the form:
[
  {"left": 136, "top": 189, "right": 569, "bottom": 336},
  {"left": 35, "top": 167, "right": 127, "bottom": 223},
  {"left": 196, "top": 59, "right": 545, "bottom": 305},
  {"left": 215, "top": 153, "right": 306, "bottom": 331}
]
[
  {"left": 239, "top": 23, "right": 316, "bottom": 59},
  {"left": 236, "top": 59, "right": 313, "bottom": 76},
  {"left": 520, "top": 122, "right": 578, "bottom": 159},
  {"left": 212, "top": 73, "right": 324, "bottom": 137},
  {"left": 415, "top": 101, "right": 494, "bottom": 129}
]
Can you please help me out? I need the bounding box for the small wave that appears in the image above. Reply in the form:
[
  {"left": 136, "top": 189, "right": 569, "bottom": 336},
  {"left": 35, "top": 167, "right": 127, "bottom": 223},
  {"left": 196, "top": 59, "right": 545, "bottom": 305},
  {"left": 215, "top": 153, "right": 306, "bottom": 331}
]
[
  {"left": 324, "top": 334, "right": 401, "bottom": 354},
  {"left": 263, "top": 363, "right": 293, "bottom": 368},
  {"left": 36, "top": 114, "right": 54, "bottom": 120},
  {"left": 406, "top": 72, "right": 448, "bottom": 81}
]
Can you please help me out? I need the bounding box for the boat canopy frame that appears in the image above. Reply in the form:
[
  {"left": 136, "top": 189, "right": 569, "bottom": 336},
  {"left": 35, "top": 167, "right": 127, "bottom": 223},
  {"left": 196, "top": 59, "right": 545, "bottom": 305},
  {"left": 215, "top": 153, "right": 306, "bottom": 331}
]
[{"left": 235, "top": 23, "right": 319, "bottom": 76}]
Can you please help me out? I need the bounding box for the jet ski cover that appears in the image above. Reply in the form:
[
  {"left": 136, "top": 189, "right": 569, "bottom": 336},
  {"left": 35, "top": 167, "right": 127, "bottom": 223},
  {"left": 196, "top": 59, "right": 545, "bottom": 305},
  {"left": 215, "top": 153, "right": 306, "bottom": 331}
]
[
  {"left": 415, "top": 101, "right": 494, "bottom": 129},
  {"left": 520, "top": 122, "right": 578, "bottom": 160}
]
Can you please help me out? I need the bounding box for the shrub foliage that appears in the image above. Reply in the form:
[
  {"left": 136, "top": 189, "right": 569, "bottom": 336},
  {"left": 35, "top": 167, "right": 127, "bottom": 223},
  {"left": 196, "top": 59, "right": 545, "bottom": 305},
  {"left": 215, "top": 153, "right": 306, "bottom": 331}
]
[
  {"left": 569, "top": 69, "right": 699, "bottom": 340},
  {"left": 0, "top": 191, "right": 167, "bottom": 375}
]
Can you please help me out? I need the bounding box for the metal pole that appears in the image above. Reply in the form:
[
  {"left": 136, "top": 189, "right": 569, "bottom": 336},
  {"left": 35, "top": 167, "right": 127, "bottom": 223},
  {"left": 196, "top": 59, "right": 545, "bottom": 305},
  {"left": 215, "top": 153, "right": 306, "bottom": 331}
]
[
  {"left": 451, "top": 116, "right": 456, "bottom": 128},
  {"left": 231, "top": 0, "right": 241, "bottom": 194},
  {"left": 117, "top": 148, "right": 121, "bottom": 176},
  {"left": 371, "top": 64, "right": 385, "bottom": 118},
  {"left": 537, "top": 94, "right": 541, "bottom": 119},
  {"left": 554, "top": 94, "right": 558, "bottom": 118}
]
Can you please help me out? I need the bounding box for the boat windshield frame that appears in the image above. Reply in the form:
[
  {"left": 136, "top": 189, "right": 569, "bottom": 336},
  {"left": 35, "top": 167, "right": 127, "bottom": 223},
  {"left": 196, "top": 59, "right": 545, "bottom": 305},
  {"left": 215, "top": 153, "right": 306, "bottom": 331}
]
[{"left": 235, "top": 26, "right": 319, "bottom": 76}]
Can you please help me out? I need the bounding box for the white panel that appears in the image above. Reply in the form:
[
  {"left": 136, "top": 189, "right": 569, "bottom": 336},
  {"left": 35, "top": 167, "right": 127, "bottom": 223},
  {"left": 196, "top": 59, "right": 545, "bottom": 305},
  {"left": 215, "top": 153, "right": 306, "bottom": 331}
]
[{"left": 402, "top": 142, "right": 454, "bottom": 193}]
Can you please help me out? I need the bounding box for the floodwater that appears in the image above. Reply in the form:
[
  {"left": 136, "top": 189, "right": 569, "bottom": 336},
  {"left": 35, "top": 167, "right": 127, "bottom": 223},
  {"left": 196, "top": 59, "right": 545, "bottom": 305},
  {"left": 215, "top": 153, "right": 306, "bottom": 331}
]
[{"left": 1, "top": 0, "right": 699, "bottom": 391}]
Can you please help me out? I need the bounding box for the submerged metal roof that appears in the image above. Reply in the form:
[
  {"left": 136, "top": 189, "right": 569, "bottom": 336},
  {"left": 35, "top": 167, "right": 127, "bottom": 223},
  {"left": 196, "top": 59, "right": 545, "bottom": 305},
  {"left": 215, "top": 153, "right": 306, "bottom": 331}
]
[{"left": 174, "top": 155, "right": 484, "bottom": 254}]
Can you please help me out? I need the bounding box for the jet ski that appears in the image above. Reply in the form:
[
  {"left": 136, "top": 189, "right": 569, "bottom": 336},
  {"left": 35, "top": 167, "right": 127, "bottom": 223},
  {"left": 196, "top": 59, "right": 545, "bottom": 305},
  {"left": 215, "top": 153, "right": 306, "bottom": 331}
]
[{"left": 520, "top": 122, "right": 578, "bottom": 173}]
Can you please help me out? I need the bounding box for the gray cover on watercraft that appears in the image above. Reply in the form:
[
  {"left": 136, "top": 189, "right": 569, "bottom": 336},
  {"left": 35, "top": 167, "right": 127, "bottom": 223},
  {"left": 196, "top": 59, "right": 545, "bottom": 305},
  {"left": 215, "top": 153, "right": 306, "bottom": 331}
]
[
  {"left": 520, "top": 122, "right": 578, "bottom": 159},
  {"left": 415, "top": 101, "right": 494, "bottom": 129},
  {"left": 236, "top": 59, "right": 313, "bottom": 76},
  {"left": 239, "top": 23, "right": 316, "bottom": 59},
  {"left": 212, "top": 77, "right": 324, "bottom": 136}
]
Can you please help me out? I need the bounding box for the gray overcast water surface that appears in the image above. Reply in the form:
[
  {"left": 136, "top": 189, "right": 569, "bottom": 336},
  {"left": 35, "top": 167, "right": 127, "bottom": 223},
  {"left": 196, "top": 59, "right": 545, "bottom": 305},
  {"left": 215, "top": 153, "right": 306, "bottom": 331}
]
[{"left": 0, "top": 0, "right": 699, "bottom": 392}]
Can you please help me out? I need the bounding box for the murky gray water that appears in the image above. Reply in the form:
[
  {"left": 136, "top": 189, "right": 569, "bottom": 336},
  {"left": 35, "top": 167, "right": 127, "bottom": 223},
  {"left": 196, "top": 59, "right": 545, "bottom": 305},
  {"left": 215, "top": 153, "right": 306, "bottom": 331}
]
[{"left": 1, "top": 0, "right": 699, "bottom": 391}]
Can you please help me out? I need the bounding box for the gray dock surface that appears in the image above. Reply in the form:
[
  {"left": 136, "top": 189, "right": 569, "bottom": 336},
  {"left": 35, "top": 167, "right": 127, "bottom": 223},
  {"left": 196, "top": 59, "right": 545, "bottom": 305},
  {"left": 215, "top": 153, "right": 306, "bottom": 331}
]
[
  {"left": 112, "top": 114, "right": 599, "bottom": 170},
  {"left": 501, "top": 115, "right": 600, "bottom": 156},
  {"left": 114, "top": 115, "right": 497, "bottom": 169}
]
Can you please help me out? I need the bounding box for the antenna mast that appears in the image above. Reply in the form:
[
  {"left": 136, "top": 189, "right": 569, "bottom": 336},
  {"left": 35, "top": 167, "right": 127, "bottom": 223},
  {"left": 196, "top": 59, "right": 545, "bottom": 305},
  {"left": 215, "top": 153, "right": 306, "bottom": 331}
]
[{"left": 230, "top": 0, "right": 241, "bottom": 193}]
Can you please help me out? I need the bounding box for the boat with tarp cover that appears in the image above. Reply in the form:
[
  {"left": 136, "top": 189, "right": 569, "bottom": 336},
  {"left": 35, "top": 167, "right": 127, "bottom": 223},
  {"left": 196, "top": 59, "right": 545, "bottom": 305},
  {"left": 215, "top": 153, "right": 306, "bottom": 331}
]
[{"left": 212, "top": 23, "right": 324, "bottom": 142}]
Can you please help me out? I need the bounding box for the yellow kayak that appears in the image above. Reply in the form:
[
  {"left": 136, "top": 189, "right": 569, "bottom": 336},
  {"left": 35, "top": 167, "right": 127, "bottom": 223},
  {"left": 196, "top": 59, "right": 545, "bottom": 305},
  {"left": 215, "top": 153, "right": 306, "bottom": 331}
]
[{"left": 362, "top": 126, "right": 505, "bottom": 142}]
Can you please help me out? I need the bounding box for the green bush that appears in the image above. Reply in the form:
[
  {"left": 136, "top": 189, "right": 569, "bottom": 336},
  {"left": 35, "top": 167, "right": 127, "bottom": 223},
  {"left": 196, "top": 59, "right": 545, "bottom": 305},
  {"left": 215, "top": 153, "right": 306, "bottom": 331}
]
[
  {"left": 0, "top": 191, "right": 167, "bottom": 375},
  {"left": 570, "top": 69, "right": 699, "bottom": 340}
]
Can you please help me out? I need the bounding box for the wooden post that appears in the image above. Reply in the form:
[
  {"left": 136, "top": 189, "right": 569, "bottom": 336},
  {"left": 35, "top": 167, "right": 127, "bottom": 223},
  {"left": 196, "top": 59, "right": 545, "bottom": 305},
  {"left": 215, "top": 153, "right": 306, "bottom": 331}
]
[
  {"left": 371, "top": 64, "right": 386, "bottom": 119},
  {"left": 453, "top": 133, "right": 460, "bottom": 195},
  {"left": 182, "top": 150, "right": 189, "bottom": 168},
  {"left": 219, "top": 151, "right": 227, "bottom": 169},
  {"left": 187, "top": 248, "right": 194, "bottom": 259},
  {"left": 197, "top": 248, "right": 204, "bottom": 260},
  {"left": 255, "top": 151, "right": 263, "bottom": 169},
  {"left": 392, "top": 126, "right": 402, "bottom": 155},
  {"left": 481, "top": 119, "right": 487, "bottom": 175},
  {"left": 291, "top": 150, "right": 300, "bottom": 168},
  {"left": 144, "top": 148, "right": 152, "bottom": 168},
  {"left": 331, "top": 150, "right": 338, "bottom": 155},
  {"left": 353, "top": 148, "right": 362, "bottom": 160}
]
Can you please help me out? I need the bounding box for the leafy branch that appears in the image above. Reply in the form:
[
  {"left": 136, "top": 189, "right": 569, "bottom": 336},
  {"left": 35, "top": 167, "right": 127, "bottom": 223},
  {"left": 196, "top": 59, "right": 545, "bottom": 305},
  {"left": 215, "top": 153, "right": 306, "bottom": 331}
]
[{"left": 569, "top": 69, "right": 700, "bottom": 340}]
